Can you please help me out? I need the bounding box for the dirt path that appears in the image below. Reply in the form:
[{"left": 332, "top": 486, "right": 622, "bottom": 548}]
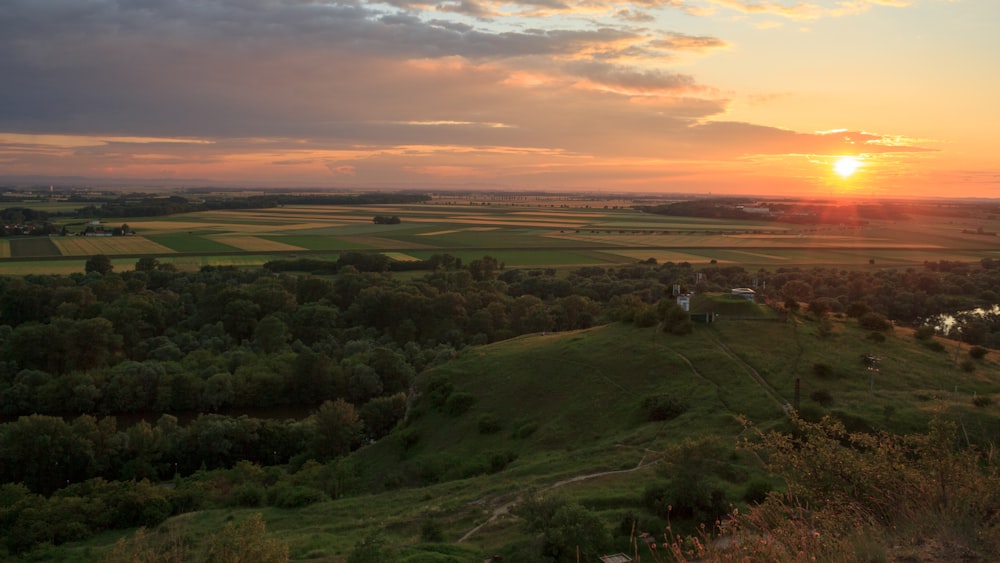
[
  {"left": 706, "top": 328, "right": 792, "bottom": 414},
  {"left": 457, "top": 451, "right": 661, "bottom": 543}
]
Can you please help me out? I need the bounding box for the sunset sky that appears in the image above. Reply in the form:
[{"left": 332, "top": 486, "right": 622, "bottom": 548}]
[{"left": 1, "top": 0, "right": 996, "bottom": 197}]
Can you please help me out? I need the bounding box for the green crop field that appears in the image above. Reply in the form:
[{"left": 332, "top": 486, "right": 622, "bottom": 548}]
[{"left": 145, "top": 234, "right": 242, "bottom": 253}]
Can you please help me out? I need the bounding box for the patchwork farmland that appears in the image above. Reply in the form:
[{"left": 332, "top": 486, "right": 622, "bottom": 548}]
[{"left": 2, "top": 197, "right": 1000, "bottom": 275}]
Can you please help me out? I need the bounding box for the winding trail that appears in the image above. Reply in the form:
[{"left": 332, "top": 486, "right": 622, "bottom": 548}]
[{"left": 457, "top": 450, "right": 661, "bottom": 543}]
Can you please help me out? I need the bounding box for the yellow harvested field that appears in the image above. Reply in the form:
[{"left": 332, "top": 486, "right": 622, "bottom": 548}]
[
  {"left": 419, "top": 226, "right": 499, "bottom": 236},
  {"left": 53, "top": 237, "right": 176, "bottom": 256},
  {"left": 339, "top": 236, "right": 433, "bottom": 249},
  {"left": 382, "top": 252, "right": 421, "bottom": 262},
  {"left": 418, "top": 230, "right": 460, "bottom": 236},
  {"left": 208, "top": 236, "right": 305, "bottom": 252},
  {"left": 0, "top": 240, "right": 9, "bottom": 258}
]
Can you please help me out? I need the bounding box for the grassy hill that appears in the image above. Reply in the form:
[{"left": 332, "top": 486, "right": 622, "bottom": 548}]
[{"left": 56, "top": 309, "right": 1000, "bottom": 562}]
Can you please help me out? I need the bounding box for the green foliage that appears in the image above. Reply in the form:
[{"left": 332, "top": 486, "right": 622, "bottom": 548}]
[
  {"left": 266, "top": 483, "right": 329, "bottom": 508},
  {"left": 229, "top": 483, "right": 265, "bottom": 507},
  {"left": 420, "top": 519, "right": 445, "bottom": 542},
  {"left": 85, "top": 254, "right": 114, "bottom": 275},
  {"left": 812, "top": 362, "right": 836, "bottom": 379},
  {"left": 867, "top": 331, "right": 886, "bottom": 342},
  {"left": 732, "top": 416, "right": 1000, "bottom": 561},
  {"left": 973, "top": 395, "right": 993, "bottom": 408},
  {"left": 477, "top": 413, "right": 502, "bottom": 434},
  {"left": 657, "top": 299, "right": 692, "bottom": 335},
  {"left": 206, "top": 513, "right": 289, "bottom": 563},
  {"left": 858, "top": 312, "right": 892, "bottom": 331},
  {"left": 742, "top": 477, "right": 772, "bottom": 504},
  {"left": 516, "top": 495, "right": 611, "bottom": 562},
  {"left": 810, "top": 389, "right": 834, "bottom": 407},
  {"left": 914, "top": 325, "right": 936, "bottom": 340},
  {"left": 347, "top": 531, "right": 394, "bottom": 563},
  {"left": 641, "top": 394, "right": 689, "bottom": 421},
  {"left": 308, "top": 399, "right": 364, "bottom": 461},
  {"left": 512, "top": 421, "right": 538, "bottom": 439},
  {"left": 923, "top": 339, "right": 946, "bottom": 352},
  {"left": 969, "top": 345, "right": 989, "bottom": 360},
  {"left": 443, "top": 392, "right": 475, "bottom": 416}
]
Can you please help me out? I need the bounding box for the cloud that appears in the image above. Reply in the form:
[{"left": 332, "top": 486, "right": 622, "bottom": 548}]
[
  {"left": 706, "top": 0, "right": 911, "bottom": 20},
  {"left": 650, "top": 32, "right": 730, "bottom": 52}
]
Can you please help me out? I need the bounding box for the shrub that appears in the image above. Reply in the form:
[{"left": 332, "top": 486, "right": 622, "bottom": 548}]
[
  {"left": 420, "top": 519, "right": 444, "bottom": 542},
  {"left": 512, "top": 421, "right": 538, "bottom": 439},
  {"left": 229, "top": 483, "right": 265, "bottom": 507},
  {"left": 867, "top": 331, "right": 886, "bottom": 343},
  {"left": 641, "top": 394, "right": 689, "bottom": 421},
  {"left": 810, "top": 389, "right": 834, "bottom": 407},
  {"left": 960, "top": 359, "right": 976, "bottom": 373},
  {"left": 425, "top": 376, "right": 454, "bottom": 408},
  {"left": 914, "top": 325, "right": 936, "bottom": 340},
  {"left": 443, "top": 392, "right": 475, "bottom": 416},
  {"left": 858, "top": 312, "right": 892, "bottom": 331},
  {"left": 743, "top": 478, "right": 773, "bottom": 504},
  {"left": 973, "top": 395, "right": 993, "bottom": 408},
  {"left": 266, "top": 484, "right": 328, "bottom": 508},
  {"left": 923, "top": 340, "right": 946, "bottom": 352},
  {"left": 398, "top": 427, "right": 420, "bottom": 450},
  {"left": 477, "top": 413, "right": 502, "bottom": 434},
  {"left": 812, "top": 363, "right": 835, "bottom": 379},
  {"left": 969, "top": 346, "right": 989, "bottom": 360}
]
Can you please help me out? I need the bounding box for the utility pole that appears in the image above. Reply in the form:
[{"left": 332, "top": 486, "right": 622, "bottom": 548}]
[{"left": 865, "top": 354, "right": 880, "bottom": 397}]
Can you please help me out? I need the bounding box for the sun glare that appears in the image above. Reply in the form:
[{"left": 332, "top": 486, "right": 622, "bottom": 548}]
[{"left": 834, "top": 156, "right": 862, "bottom": 178}]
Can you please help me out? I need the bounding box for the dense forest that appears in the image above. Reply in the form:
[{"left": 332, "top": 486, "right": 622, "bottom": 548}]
[{"left": 3, "top": 254, "right": 1000, "bottom": 555}]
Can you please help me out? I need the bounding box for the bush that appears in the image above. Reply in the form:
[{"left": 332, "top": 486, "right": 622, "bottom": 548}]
[
  {"left": 923, "top": 340, "right": 946, "bottom": 352},
  {"left": 512, "top": 421, "right": 538, "bottom": 439},
  {"left": 641, "top": 394, "right": 689, "bottom": 421},
  {"left": 743, "top": 478, "right": 773, "bottom": 504},
  {"left": 858, "top": 312, "right": 892, "bottom": 331},
  {"left": 810, "top": 389, "right": 834, "bottom": 407},
  {"left": 266, "top": 484, "right": 328, "bottom": 508},
  {"left": 420, "top": 519, "right": 445, "bottom": 543},
  {"left": 229, "top": 483, "right": 265, "bottom": 507},
  {"left": 867, "top": 331, "right": 886, "bottom": 343},
  {"left": 477, "top": 413, "right": 502, "bottom": 434},
  {"left": 969, "top": 346, "right": 989, "bottom": 360},
  {"left": 443, "top": 392, "right": 475, "bottom": 416},
  {"left": 973, "top": 395, "right": 993, "bottom": 408},
  {"left": 960, "top": 359, "right": 976, "bottom": 373},
  {"left": 425, "top": 376, "right": 454, "bottom": 408},
  {"left": 914, "top": 325, "right": 936, "bottom": 340},
  {"left": 812, "top": 363, "right": 836, "bottom": 379}
]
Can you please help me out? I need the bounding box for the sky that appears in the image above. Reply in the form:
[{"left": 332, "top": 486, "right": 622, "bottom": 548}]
[{"left": 0, "top": 0, "right": 997, "bottom": 197}]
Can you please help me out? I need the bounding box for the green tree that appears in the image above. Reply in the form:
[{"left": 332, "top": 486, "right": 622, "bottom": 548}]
[
  {"left": 308, "top": 399, "right": 363, "bottom": 461},
  {"left": 85, "top": 254, "right": 114, "bottom": 275}
]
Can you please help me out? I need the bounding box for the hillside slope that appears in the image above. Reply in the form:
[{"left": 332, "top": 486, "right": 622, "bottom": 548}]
[{"left": 63, "top": 312, "right": 1000, "bottom": 562}]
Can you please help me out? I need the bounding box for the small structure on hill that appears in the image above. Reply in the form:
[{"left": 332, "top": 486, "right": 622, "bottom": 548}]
[
  {"left": 676, "top": 293, "right": 691, "bottom": 311},
  {"left": 600, "top": 554, "right": 633, "bottom": 563},
  {"left": 731, "top": 287, "right": 755, "bottom": 302}
]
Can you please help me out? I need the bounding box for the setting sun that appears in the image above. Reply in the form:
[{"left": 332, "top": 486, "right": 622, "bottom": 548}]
[{"left": 834, "top": 156, "right": 862, "bottom": 179}]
